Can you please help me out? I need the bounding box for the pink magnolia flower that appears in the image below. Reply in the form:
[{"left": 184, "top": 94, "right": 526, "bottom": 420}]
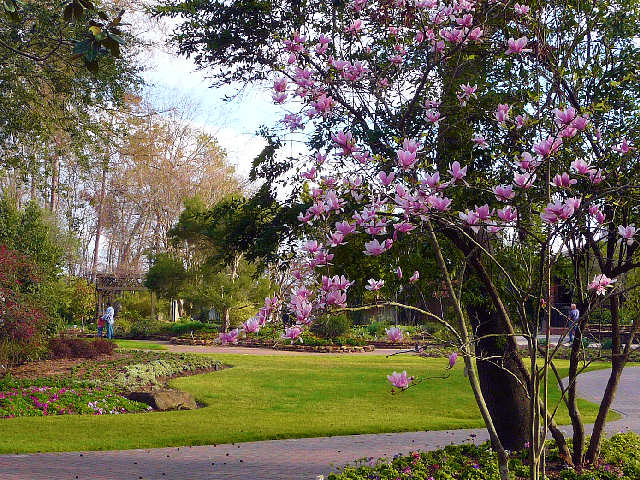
[
  {"left": 505, "top": 36, "right": 531, "bottom": 55},
  {"left": 468, "top": 27, "right": 483, "bottom": 41},
  {"left": 618, "top": 225, "right": 637, "bottom": 245},
  {"left": 301, "top": 167, "right": 317, "bottom": 180},
  {"left": 513, "top": 172, "right": 535, "bottom": 189},
  {"left": 428, "top": 195, "right": 452, "bottom": 211},
  {"left": 403, "top": 138, "right": 421, "bottom": 153},
  {"left": 571, "top": 159, "right": 594, "bottom": 175},
  {"left": 533, "top": 137, "right": 562, "bottom": 156},
  {"left": 325, "top": 290, "right": 347, "bottom": 306},
  {"left": 345, "top": 19, "right": 363, "bottom": 35},
  {"left": 459, "top": 210, "right": 481, "bottom": 233},
  {"left": 498, "top": 206, "right": 518, "bottom": 222},
  {"left": 457, "top": 83, "right": 477, "bottom": 106},
  {"left": 515, "top": 114, "right": 527, "bottom": 129},
  {"left": 219, "top": 329, "right": 240, "bottom": 345},
  {"left": 282, "top": 326, "right": 303, "bottom": 342},
  {"left": 565, "top": 197, "right": 582, "bottom": 210},
  {"left": 311, "top": 95, "right": 336, "bottom": 116},
  {"left": 385, "top": 326, "right": 403, "bottom": 342},
  {"left": 387, "top": 371, "right": 413, "bottom": 389},
  {"left": 304, "top": 240, "right": 321, "bottom": 254},
  {"left": 272, "top": 92, "right": 287, "bottom": 104},
  {"left": 273, "top": 78, "right": 287, "bottom": 92},
  {"left": 448, "top": 352, "right": 458, "bottom": 369},
  {"left": 588, "top": 274, "right": 616, "bottom": 296},
  {"left": 494, "top": 104, "right": 510, "bottom": 123},
  {"left": 456, "top": 13, "right": 473, "bottom": 27},
  {"left": 590, "top": 169, "right": 605, "bottom": 185},
  {"left": 364, "top": 239, "right": 387, "bottom": 256},
  {"left": 366, "top": 278, "right": 385, "bottom": 291},
  {"left": 472, "top": 135, "right": 488, "bottom": 149},
  {"left": 572, "top": 116, "right": 589, "bottom": 130},
  {"left": 396, "top": 267, "right": 403, "bottom": 278},
  {"left": 410, "top": 271, "right": 420, "bottom": 283},
  {"left": 332, "top": 131, "right": 358, "bottom": 156},
  {"left": 397, "top": 149, "right": 417, "bottom": 170},
  {"left": 425, "top": 110, "right": 444, "bottom": 124},
  {"left": 552, "top": 172, "right": 577, "bottom": 188},
  {"left": 559, "top": 126, "right": 577, "bottom": 138},
  {"left": 335, "top": 221, "right": 357, "bottom": 236},
  {"left": 514, "top": 3, "right": 530, "bottom": 15},
  {"left": 394, "top": 221, "right": 415, "bottom": 234},
  {"left": 424, "top": 171, "right": 442, "bottom": 190},
  {"left": 613, "top": 138, "right": 635, "bottom": 154},
  {"left": 554, "top": 106, "right": 576, "bottom": 125},
  {"left": 493, "top": 185, "right": 515, "bottom": 201},
  {"left": 448, "top": 161, "right": 467, "bottom": 182},
  {"left": 243, "top": 318, "right": 261, "bottom": 333},
  {"left": 329, "top": 231, "right": 345, "bottom": 247},
  {"left": 519, "top": 152, "right": 540, "bottom": 170},
  {"left": 379, "top": 171, "right": 395, "bottom": 186},
  {"left": 474, "top": 204, "right": 492, "bottom": 221}
]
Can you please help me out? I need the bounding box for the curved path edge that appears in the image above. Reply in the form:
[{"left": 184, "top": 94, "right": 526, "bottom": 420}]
[{"left": 1, "top": 367, "right": 638, "bottom": 480}]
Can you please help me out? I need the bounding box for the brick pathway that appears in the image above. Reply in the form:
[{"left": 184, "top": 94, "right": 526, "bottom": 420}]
[{"left": 1, "top": 367, "right": 637, "bottom": 480}]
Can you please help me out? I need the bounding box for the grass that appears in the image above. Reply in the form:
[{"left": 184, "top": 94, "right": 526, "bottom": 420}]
[
  {"left": 114, "top": 339, "right": 167, "bottom": 351},
  {"left": 0, "top": 354, "right": 619, "bottom": 453}
]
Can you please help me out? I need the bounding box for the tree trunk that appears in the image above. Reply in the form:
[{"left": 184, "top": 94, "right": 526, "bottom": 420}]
[
  {"left": 49, "top": 153, "right": 59, "bottom": 213},
  {"left": 91, "top": 165, "right": 107, "bottom": 281},
  {"left": 223, "top": 307, "right": 230, "bottom": 333},
  {"left": 469, "top": 306, "right": 532, "bottom": 450},
  {"left": 585, "top": 294, "right": 625, "bottom": 463}
]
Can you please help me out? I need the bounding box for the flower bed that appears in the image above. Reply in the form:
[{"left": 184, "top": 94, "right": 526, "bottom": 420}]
[
  {"left": 168, "top": 336, "right": 375, "bottom": 352},
  {"left": 2, "top": 351, "right": 222, "bottom": 418},
  {"left": 0, "top": 384, "right": 150, "bottom": 418},
  {"left": 327, "top": 433, "right": 640, "bottom": 480}
]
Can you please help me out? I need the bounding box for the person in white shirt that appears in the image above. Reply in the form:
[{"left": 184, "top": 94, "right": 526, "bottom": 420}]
[{"left": 103, "top": 302, "right": 115, "bottom": 339}]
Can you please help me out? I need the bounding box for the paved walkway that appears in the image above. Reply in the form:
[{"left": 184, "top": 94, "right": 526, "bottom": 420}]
[{"left": 1, "top": 368, "right": 638, "bottom": 480}]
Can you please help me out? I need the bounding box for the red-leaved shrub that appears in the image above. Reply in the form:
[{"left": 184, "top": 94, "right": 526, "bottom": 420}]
[{"left": 48, "top": 337, "right": 115, "bottom": 359}]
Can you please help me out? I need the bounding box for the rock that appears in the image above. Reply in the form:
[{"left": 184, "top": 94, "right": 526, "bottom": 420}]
[{"left": 127, "top": 389, "right": 197, "bottom": 411}]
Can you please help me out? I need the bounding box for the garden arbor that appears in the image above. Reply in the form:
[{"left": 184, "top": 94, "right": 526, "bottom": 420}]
[{"left": 95, "top": 272, "right": 156, "bottom": 318}]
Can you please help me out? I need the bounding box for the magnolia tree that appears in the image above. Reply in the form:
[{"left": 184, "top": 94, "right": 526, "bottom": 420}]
[{"left": 216, "top": 0, "right": 639, "bottom": 478}]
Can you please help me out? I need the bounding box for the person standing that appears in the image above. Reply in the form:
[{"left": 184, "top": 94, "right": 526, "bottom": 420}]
[
  {"left": 103, "top": 302, "right": 115, "bottom": 339},
  {"left": 568, "top": 303, "right": 580, "bottom": 343},
  {"left": 96, "top": 315, "right": 105, "bottom": 338}
]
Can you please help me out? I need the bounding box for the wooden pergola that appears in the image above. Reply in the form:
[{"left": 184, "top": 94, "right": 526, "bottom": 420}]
[{"left": 95, "top": 272, "right": 156, "bottom": 317}]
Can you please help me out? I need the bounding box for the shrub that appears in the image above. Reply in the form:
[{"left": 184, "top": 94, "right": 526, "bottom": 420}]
[
  {"left": 600, "top": 337, "right": 613, "bottom": 350},
  {"left": 0, "top": 245, "right": 49, "bottom": 368},
  {"left": 311, "top": 314, "right": 352, "bottom": 338},
  {"left": 327, "top": 433, "right": 640, "bottom": 480},
  {"left": 366, "top": 320, "right": 390, "bottom": 338},
  {"left": 48, "top": 337, "right": 115, "bottom": 359},
  {"left": 161, "top": 320, "right": 217, "bottom": 337}
]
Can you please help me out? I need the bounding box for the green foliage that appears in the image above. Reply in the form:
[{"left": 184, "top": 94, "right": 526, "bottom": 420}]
[
  {"left": 0, "top": 198, "right": 66, "bottom": 280},
  {"left": 145, "top": 254, "right": 187, "bottom": 299},
  {"left": 161, "top": 321, "right": 217, "bottom": 337},
  {"left": 600, "top": 338, "right": 613, "bottom": 350},
  {"left": 37, "top": 276, "right": 96, "bottom": 329},
  {"left": 310, "top": 313, "right": 352, "bottom": 339}
]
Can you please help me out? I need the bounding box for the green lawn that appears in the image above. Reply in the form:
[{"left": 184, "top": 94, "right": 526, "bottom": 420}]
[
  {"left": 114, "top": 339, "right": 168, "bottom": 351},
  {"left": 0, "top": 354, "right": 617, "bottom": 453}
]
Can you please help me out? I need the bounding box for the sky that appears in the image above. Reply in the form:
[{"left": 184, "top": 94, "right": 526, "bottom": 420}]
[{"left": 140, "top": 25, "right": 281, "bottom": 179}]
